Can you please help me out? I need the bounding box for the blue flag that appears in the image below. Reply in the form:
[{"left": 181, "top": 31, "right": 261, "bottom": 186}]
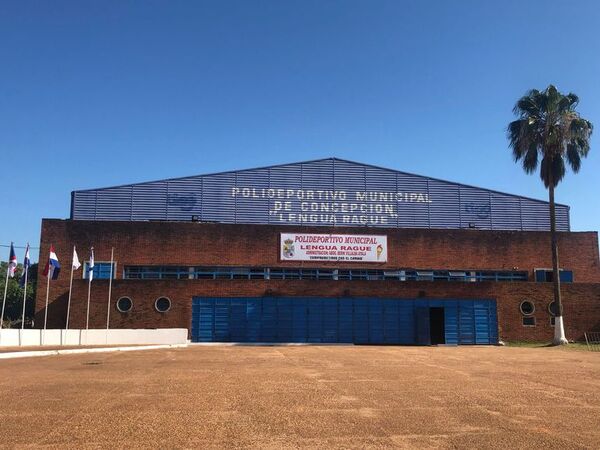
[
  {"left": 88, "top": 247, "right": 94, "bottom": 281},
  {"left": 19, "top": 244, "right": 31, "bottom": 288}
]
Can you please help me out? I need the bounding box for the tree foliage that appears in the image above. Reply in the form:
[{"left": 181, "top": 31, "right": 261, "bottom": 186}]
[
  {"left": 0, "top": 261, "right": 37, "bottom": 328},
  {"left": 507, "top": 85, "right": 593, "bottom": 187}
]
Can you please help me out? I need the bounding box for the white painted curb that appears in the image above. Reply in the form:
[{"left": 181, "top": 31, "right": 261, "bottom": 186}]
[{"left": 0, "top": 343, "right": 188, "bottom": 360}]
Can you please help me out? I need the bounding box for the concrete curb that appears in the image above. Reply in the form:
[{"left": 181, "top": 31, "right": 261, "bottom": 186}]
[
  {"left": 190, "top": 342, "right": 354, "bottom": 346},
  {"left": 0, "top": 343, "right": 188, "bottom": 360}
]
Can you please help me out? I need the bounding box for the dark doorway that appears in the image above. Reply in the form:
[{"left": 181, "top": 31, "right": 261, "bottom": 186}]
[{"left": 429, "top": 307, "right": 446, "bottom": 344}]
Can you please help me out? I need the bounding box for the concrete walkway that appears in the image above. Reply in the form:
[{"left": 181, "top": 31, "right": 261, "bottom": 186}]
[{"left": 0, "top": 343, "right": 188, "bottom": 359}]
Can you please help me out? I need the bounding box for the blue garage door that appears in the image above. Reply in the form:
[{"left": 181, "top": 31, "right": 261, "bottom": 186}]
[{"left": 191, "top": 297, "right": 498, "bottom": 345}]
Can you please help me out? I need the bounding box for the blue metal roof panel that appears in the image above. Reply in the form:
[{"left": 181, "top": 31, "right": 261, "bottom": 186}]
[{"left": 70, "top": 157, "right": 570, "bottom": 231}]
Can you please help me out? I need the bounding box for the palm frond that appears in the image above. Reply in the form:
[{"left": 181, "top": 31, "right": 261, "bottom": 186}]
[
  {"left": 575, "top": 137, "right": 591, "bottom": 157},
  {"left": 570, "top": 117, "right": 593, "bottom": 137},
  {"left": 566, "top": 143, "right": 582, "bottom": 173},
  {"left": 523, "top": 143, "right": 538, "bottom": 173},
  {"left": 566, "top": 93, "right": 579, "bottom": 108},
  {"left": 545, "top": 85, "right": 560, "bottom": 113},
  {"left": 514, "top": 95, "right": 540, "bottom": 117},
  {"left": 507, "top": 119, "right": 528, "bottom": 159},
  {"left": 508, "top": 85, "right": 593, "bottom": 188},
  {"left": 557, "top": 95, "right": 574, "bottom": 114}
]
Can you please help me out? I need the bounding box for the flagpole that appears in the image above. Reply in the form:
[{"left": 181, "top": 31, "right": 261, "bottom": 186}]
[
  {"left": 85, "top": 247, "right": 94, "bottom": 334},
  {"left": 19, "top": 260, "right": 29, "bottom": 346},
  {"left": 0, "top": 257, "right": 10, "bottom": 343},
  {"left": 20, "top": 263, "right": 29, "bottom": 331},
  {"left": 105, "top": 248, "right": 114, "bottom": 345},
  {"left": 0, "top": 242, "right": 13, "bottom": 338},
  {"left": 42, "top": 268, "right": 50, "bottom": 345},
  {"left": 86, "top": 277, "right": 91, "bottom": 330},
  {"left": 65, "top": 246, "right": 76, "bottom": 333},
  {"left": 106, "top": 247, "right": 114, "bottom": 330},
  {"left": 0, "top": 264, "right": 9, "bottom": 332}
]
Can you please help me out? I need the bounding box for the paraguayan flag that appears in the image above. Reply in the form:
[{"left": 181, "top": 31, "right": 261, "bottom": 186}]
[{"left": 43, "top": 245, "right": 61, "bottom": 280}]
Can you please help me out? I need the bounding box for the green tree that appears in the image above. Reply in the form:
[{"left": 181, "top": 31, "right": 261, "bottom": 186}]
[
  {"left": 508, "top": 85, "right": 593, "bottom": 345},
  {"left": 0, "top": 261, "right": 37, "bottom": 328}
]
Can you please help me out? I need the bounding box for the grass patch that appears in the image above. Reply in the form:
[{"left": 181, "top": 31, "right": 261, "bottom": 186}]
[{"left": 505, "top": 341, "right": 592, "bottom": 351}]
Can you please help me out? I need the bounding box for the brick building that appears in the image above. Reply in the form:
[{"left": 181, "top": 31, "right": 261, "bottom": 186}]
[{"left": 36, "top": 159, "right": 600, "bottom": 344}]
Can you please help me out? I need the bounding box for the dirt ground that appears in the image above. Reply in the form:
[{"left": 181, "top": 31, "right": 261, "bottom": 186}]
[{"left": 1, "top": 345, "right": 599, "bottom": 449}]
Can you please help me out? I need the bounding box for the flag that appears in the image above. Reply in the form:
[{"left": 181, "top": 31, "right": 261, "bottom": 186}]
[
  {"left": 18, "top": 243, "right": 31, "bottom": 288},
  {"left": 72, "top": 247, "right": 81, "bottom": 271},
  {"left": 87, "top": 247, "right": 94, "bottom": 281},
  {"left": 43, "top": 245, "right": 61, "bottom": 280},
  {"left": 7, "top": 243, "right": 17, "bottom": 278}
]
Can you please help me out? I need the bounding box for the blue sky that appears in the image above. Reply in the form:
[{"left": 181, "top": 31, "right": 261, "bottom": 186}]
[{"left": 1, "top": 0, "right": 599, "bottom": 262}]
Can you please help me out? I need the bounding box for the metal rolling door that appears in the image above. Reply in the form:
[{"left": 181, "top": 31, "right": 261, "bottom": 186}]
[
  {"left": 230, "top": 299, "right": 248, "bottom": 342},
  {"left": 214, "top": 298, "right": 230, "bottom": 342},
  {"left": 192, "top": 298, "right": 215, "bottom": 343},
  {"left": 368, "top": 299, "right": 384, "bottom": 344},
  {"left": 260, "top": 297, "right": 278, "bottom": 342},
  {"left": 443, "top": 301, "right": 459, "bottom": 345},
  {"left": 457, "top": 300, "right": 498, "bottom": 345},
  {"left": 383, "top": 300, "right": 400, "bottom": 344},
  {"left": 458, "top": 300, "right": 476, "bottom": 345},
  {"left": 292, "top": 298, "right": 308, "bottom": 343},
  {"left": 190, "top": 297, "right": 497, "bottom": 345},
  {"left": 338, "top": 299, "right": 353, "bottom": 343},
  {"left": 353, "top": 298, "right": 369, "bottom": 344},
  {"left": 474, "top": 300, "right": 492, "bottom": 344},
  {"left": 397, "top": 301, "right": 415, "bottom": 344},
  {"left": 277, "top": 297, "right": 294, "bottom": 342},
  {"left": 245, "top": 298, "right": 262, "bottom": 343},
  {"left": 415, "top": 301, "right": 431, "bottom": 345},
  {"left": 307, "top": 298, "right": 323, "bottom": 343},
  {"left": 322, "top": 299, "right": 339, "bottom": 343}
]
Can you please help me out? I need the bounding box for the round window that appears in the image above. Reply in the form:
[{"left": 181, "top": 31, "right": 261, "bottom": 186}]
[
  {"left": 548, "top": 301, "right": 561, "bottom": 316},
  {"left": 155, "top": 297, "right": 171, "bottom": 313},
  {"left": 520, "top": 300, "right": 535, "bottom": 316},
  {"left": 116, "top": 296, "right": 133, "bottom": 313}
]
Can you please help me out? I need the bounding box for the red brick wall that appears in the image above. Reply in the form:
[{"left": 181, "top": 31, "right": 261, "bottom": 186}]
[
  {"left": 37, "top": 219, "right": 600, "bottom": 281},
  {"left": 35, "top": 219, "right": 600, "bottom": 342},
  {"left": 37, "top": 278, "right": 600, "bottom": 343}
]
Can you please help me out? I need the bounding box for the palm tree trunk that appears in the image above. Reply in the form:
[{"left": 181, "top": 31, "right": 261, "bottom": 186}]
[{"left": 549, "top": 180, "right": 568, "bottom": 345}]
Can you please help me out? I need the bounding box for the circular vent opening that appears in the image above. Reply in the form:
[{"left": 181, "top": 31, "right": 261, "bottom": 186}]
[{"left": 155, "top": 297, "right": 171, "bottom": 313}]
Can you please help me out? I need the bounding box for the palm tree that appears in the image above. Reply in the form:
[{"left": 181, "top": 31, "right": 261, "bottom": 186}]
[{"left": 508, "top": 85, "right": 593, "bottom": 345}]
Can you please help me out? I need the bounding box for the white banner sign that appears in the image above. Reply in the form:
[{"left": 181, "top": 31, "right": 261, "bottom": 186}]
[{"left": 280, "top": 233, "right": 388, "bottom": 263}]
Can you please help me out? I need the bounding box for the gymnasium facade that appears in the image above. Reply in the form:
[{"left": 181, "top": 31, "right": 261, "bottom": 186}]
[{"left": 36, "top": 158, "right": 600, "bottom": 344}]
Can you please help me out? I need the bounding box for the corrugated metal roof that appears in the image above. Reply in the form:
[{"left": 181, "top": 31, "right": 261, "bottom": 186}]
[{"left": 71, "top": 157, "right": 570, "bottom": 231}]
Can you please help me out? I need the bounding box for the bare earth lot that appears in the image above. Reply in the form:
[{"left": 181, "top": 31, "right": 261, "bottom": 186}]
[{"left": 1, "top": 346, "right": 599, "bottom": 449}]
